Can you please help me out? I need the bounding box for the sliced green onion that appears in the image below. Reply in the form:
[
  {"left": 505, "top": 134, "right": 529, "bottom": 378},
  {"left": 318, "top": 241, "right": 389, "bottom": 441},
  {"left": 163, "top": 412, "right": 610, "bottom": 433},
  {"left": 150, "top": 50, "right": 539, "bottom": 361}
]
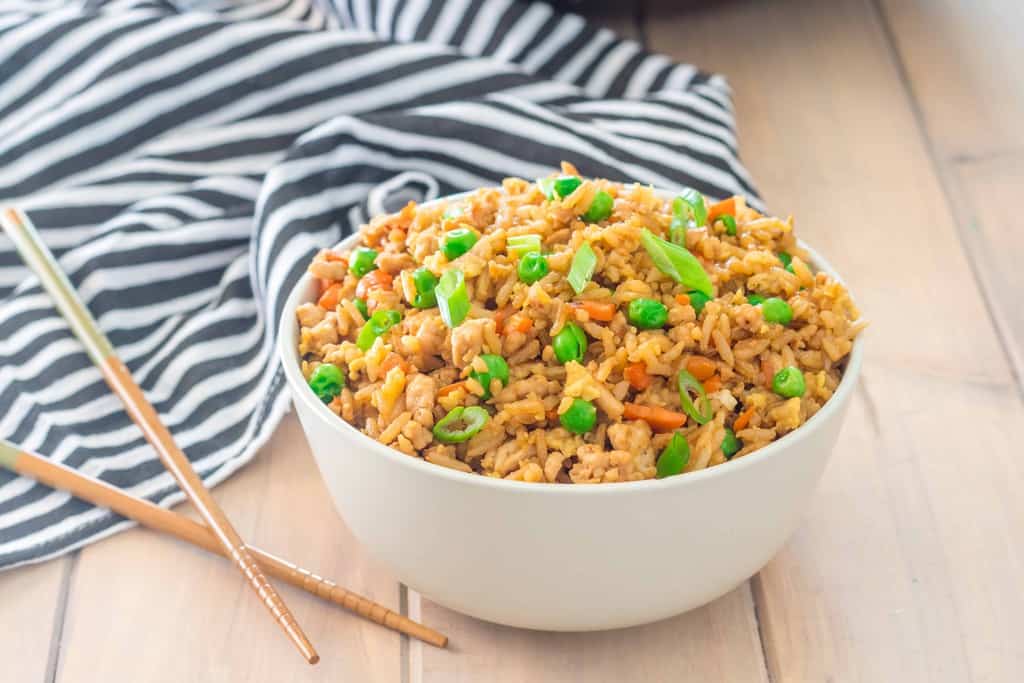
[
  {"left": 308, "top": 363, "right": 345, "bottom": 403},
  {"left": 720, "top": 214, "right": 738, "bottom": 236},
  {"left": 350, "top": 247, "right": 378, "bottom": 278},
  {"left": 552, "top": 322, "right": 587, "bottom": 364},
  {"left": 639, "top": 228, "right": 713, "bottom": 297},
  {"left": 747, "top": 293, "right": 765, "bottom": 306},
  {"left": 517, "top": 251, "right": 549, "bottom": 284},
  {"left": 469, "top": 354, "right": 510, "bottom": 400},
  {"left": 560, "top": 398, "right": 597, "bottom": 434},
  {"left": 669, "top": 193, "right": 697, "bottom": 245},
  {"left": 553, "top": 176, "right": 582, "bottom": 199},
  {"left": 356, "top": 309, "right": 402, "bottom": 351},
  {"left": 669, "top": 209, "right": 688, "bottom": 246},
  {"left": 441, "top": 227, "right": 478, "bottom": 261},
  {"left": 721, "top": 427, "right": 741, "bottom": 459},
  {"left": 772, "top": 366, "right": 806, "bottom": 398},
  {"left": 410, "top": 267, "right": 439, "bottom": 309},
  {"left": 432, "top": 406, "right": 489, "bottom": 444},
  {"left": 537, "top": 177, "right": 555, "bottom": 199},
  {"left": 674, "top": 188, "right": 708, "bottom": 228},
  {"left": 507, "top": 234, "right": 542, "bottom": 258},
  {"left": 678, "top": 369, "right": 713, "bottom": 425},
  {"left": 353, "top": 298, "right": 369, "bottom": 319},
  {"left": 567, "top": 242, "right": 597, "bottom": 294},
  {"left": 581, "top": 191, "right": 614, "bottom": 223},
  {"left": 436, "top": 268, "right": 470, "bottom": 328},
  {"left": 656, "top": 432, "right": 690, "bottom": 478}
]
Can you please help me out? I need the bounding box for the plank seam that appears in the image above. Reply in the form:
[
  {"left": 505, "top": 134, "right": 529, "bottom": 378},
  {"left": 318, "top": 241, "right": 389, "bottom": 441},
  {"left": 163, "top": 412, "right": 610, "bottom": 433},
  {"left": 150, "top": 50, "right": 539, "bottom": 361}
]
[
  {"left": 749, "top": 577, "right": 776, "bottom": 683},
  {"left": 867, "top": 0, "right": 1024, "bottom": 401},
  {"left": 44, "top": 552, "right": 78, "bottom": 683}
]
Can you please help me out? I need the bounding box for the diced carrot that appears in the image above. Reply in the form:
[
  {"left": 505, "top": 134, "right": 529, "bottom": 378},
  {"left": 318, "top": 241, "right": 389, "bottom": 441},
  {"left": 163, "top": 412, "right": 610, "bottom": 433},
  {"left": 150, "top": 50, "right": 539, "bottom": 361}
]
[
  {"left": 675, "top": 293, "right": 691, "bottom": 306},
  {"left": 318, "top": 283, "right": 342, "bottom": 310},
  {"left": 317, "top": 277, "right": 332, "bottom": 296},
  {"left": 380, "top": 353, "right": 412, "bottom": 375},
  {"left": 624, "top": 362, "right": 651, "bottom": 391},
  {"left": 685, "top": 356, "right": 717, "bottom": 382},
  {"left": 355, "top": 269, "right": 393, "bottom": 299},
  {"left": 437, "top": 381, "right": 466, "bottom": 398},
  {"left": 733, "top": 406, "right": 756, "bottom": 431},
  {"left": 507, "top": 314, "right": 533, "bottom": 334},
  {"left": 702, "top": 375, "right": 722, "bottom": 393},
  {"left": 706, "top": 197, "right": 737, "bottom": 223},
  {"left": 572, "top": 300, "right": 616, "bottom": 322},
  {"left": 761, "top": 357, "right": 775, "bottom": 387},
  {"left": 493, "top": 308, "right": 510, "bottom": 334},
  {"left": 622, "top": 403, "right": 687, "bottom": 432}
]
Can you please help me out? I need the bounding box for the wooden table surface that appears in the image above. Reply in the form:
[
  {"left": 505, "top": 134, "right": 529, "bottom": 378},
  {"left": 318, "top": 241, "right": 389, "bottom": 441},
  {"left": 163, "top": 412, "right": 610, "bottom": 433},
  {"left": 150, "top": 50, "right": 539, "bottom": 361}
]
[{"left": 5, "top": 0, "right": 1023, "bottom": 681}]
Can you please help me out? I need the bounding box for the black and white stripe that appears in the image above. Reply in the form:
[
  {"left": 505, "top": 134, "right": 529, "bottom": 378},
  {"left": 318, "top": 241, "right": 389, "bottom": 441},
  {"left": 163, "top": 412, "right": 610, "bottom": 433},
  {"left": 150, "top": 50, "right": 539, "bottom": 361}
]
[{"left": 0, "top": 0, "right": 758, "bottom": 569}]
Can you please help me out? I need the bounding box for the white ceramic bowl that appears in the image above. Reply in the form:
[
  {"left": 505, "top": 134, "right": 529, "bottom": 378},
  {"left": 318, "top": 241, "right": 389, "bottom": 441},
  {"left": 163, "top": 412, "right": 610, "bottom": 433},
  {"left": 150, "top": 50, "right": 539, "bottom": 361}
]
[{"left": 278, "top": 197, "right": 863, "bottom": 631}]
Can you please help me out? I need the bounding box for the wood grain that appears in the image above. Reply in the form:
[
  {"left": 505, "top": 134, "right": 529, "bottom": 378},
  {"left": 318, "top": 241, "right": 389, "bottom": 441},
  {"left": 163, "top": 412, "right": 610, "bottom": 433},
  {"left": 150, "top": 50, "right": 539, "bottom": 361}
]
[
  {"left": 876, "top": 0, "right": 1024, "bottom": 381},
  {"left": 412, "top": 586, "right": 768, "bottom": 683},
  {"left": 0, "top": 556, "right": 71, "bottom": 682},
  {"left": 878, "top": 0, "right": 1024, "bottom": 157},
  {"left": 55, "top": 416, "right": 402, "bottom": 683},
  {"left": 649, "top": 0, "right": 1024, "bottom": 680}
]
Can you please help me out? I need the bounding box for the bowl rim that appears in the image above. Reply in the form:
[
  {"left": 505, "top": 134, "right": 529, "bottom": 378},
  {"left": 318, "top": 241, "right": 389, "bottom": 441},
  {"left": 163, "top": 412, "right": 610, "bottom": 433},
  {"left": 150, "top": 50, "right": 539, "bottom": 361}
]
[{"left": 278, "top": 190, "right": 864, "bottom": 495}]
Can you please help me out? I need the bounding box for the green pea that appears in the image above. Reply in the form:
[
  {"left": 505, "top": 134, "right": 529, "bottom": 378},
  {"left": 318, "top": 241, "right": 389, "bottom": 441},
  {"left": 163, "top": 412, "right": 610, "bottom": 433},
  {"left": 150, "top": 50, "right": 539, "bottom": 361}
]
[
  {"left": 581, "top": 191, "right": 613, "bottom": 223},
  {"left": 720, "top": 214, "right": 737, "bottom": 236},
  {"left": 552, "top": 176, "right": 582, "bottom": 199},
  {"left": 411, "top": 267, "right": 439, "bottom": 309},
  {"left": 656, "top": 432, "right": 690, "bottom": 478},
  {"left": 441, "top": 228, "right": 478, "bottom": 261},
  {"left": 746, "top": 293, "right": 765, "bottom": 306},
  {"left": 772, "top": 366, "right": 806, "bottom": 398},
  {"left": 778, "top": 251, "right": 795, "bottom": 274},
  {"left": 761, "top": 297, "right": 793, "bottom": 325},
  {"left": 308, "top": 363, "right": 345, "bottom": 403},
  {"left": 350, "top": 247, "right": 378, "bottom": 278},
  {"left": 469, "top": 354, "right": 510, "bottom": 400},
  {"left": 688, "top": 290, "right": 711, "bottom": 316},
  {"left": 518, "top": 251, "right": 549, "bottom": 284},
  {"left": 560, "top": 398, "right": 597, "bottom": 434},
  {"left": 721, "top": 427, "right": 741, "bottom": 459},
  {"left": 627, "top": 297, "right": 668, "bottom": 329},
  {"left": 353, "top": 298, "right": 369, "bottom": 319},
  {"left": 552, "top": 322, "right": 587, "bottom": 364}
]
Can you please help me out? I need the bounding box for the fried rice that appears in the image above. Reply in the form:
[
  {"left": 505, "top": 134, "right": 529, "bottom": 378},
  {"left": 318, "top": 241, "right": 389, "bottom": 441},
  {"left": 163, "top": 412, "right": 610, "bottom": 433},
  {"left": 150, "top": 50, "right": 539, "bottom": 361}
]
[{"left": 296, "top": 163, "right": 866, "bottom": 484}]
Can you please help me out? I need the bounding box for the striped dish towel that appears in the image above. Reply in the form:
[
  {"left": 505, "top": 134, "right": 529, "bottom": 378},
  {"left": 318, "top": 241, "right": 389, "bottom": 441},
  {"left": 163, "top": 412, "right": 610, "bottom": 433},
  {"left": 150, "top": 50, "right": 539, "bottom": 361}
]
[{"left": 0, "top": 0, "right": 758, "bottom": 569}]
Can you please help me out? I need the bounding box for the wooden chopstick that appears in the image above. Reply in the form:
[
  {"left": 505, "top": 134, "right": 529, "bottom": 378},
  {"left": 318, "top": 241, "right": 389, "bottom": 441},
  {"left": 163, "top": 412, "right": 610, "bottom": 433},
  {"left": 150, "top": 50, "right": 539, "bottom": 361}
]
[
  {"left": 0, "top": 208, "right": 318, "bottom": 664},
  {"left": 0, "top": 439, "right": 448, "bottom": 648}
]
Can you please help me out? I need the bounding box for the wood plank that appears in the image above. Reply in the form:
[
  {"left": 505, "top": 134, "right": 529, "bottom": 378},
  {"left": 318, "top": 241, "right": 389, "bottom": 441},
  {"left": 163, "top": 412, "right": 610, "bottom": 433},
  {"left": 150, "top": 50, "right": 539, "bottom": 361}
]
[
  {"left": 413, "top": 586, "right": 768, "bottom": 683},
  {"left": 56, "top": 415, "right": 402, "bottom": 683},
  {"left": 876, "top": 0, "right": 1024, "bottom": 381},
  {"left": 955, "top": 154, "right": 1024, "bottom": 377},
  {"left": 0, "top": 556, "right": 71, "bottom": 683},
  {"left": 877, "top": 0, "right": 1024, "bottom": 157},
  {"left": 648, "top": 0, "right": 1024, "bottom": 680}
]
